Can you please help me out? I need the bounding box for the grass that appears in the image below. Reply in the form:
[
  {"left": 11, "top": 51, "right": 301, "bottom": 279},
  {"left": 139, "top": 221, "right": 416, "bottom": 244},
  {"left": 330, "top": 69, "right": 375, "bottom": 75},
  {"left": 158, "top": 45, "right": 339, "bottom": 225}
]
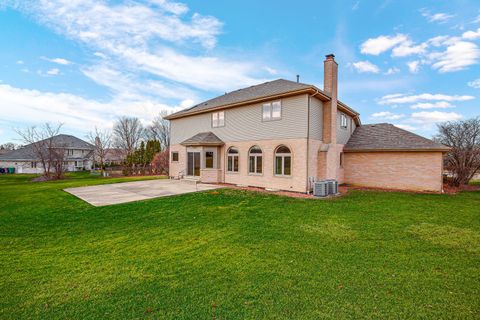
[{"left": 0, "top": 173, "right": 479, "bottom": 319}]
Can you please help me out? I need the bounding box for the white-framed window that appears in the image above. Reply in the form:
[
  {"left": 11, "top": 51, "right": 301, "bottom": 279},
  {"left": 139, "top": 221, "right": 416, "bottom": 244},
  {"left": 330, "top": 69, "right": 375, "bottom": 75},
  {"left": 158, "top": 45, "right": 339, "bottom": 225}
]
[
  {"left": 248, "top": 146, "right": 263, "bottom": 174},
  {"left": 31, "top": 162, "right": 37, "bottom": 168},
  {"left": 262, "top": 101, "right": 282, "bottom": 121},
  {"left": 340, "top": 113, "right": 348, "bottom": 128},
  {"left": 67, "top": 149, "right": 74, "bottom": 156},
  {"left": 274, "top": 145, "right": 292, "bottom": 176},
  {"left": 172, "top": 151, "right": 179, "bottom": 162},
  {"left": 212, "top": 111, "right": 225, "bottom": 128},
  {"left": 227, "top": 147, "right": 239, "bottom": 173}
]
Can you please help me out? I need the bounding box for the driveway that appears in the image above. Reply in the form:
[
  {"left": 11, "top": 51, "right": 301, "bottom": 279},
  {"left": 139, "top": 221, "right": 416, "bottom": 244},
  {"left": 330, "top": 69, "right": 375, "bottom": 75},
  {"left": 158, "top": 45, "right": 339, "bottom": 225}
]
[{"left": 64, "top": 179, "right": 222, "bottom": 206}]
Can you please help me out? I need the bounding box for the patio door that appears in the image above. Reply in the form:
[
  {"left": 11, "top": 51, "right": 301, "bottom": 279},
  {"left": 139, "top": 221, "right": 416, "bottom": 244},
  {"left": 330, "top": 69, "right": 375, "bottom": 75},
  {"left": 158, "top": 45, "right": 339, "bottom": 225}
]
[{"left": 187, "top": 152, "right": 201, "bottom": 176}]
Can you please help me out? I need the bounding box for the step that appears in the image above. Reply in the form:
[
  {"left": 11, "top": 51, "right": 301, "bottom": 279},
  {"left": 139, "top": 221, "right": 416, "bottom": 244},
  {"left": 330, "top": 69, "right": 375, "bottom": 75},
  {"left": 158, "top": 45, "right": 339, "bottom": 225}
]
[{"left": 180, "top": 178, "right": 199, "bottom": 186}]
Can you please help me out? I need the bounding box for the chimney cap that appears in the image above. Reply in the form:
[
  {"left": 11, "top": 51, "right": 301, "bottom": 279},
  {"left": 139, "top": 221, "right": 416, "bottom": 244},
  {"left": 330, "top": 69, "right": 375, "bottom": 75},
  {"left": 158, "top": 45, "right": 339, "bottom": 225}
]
[{"left": 325, "top": 53, "right": 335, "bottom": 60}]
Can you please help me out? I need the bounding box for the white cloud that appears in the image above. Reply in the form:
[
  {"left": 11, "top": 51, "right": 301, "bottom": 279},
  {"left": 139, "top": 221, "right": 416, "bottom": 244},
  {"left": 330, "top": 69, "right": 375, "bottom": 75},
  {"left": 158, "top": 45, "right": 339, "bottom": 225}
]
[
  {"left": 392, "top": 41, "right": 427, "bottom": 57},
  {"left": 371, "top": 111, "right": 404, "bottom": 120},
  {"left": 410, "top": 101, "right": 454, "bottom": 109},
  {"left": 42, "top": 57, "right": 72, "bottom": 65},
  {"left": 149, "top": 0, "right": 189, "bottom": 15},
  {"left": 16, "top": 60, "right": 24, "bottom": 64},
  {"left": 351, "top": 60, "right": 380, "bottom": 73},
  {"left": 360, "top": 33, "right": 408, "bottom": 55},
  {"left": 0, "top": 83, "right": 183, "bottom": 134},
  {"left": 9, "top": 0, "right": 269, "bottom": 93},
  {"left": 46, "top": 68, "right": 60, "bottom": 75},
  {"left": 421, "top": 11, "right": 454, "bottom": 23},
  {"left": 385, "top": 67, "right": 400, "bottom": 75},
  {"left": 468, "top": 78, "right": 480, "bottom": 89},
  {"left": 429, "top": 40, "right": 480, "bottom": 72},
  {"left": 407, "top": 60, "right": 420, "bottom": 73},
  {"left": 378, "top": 93, "right": 475, "bottom": 105},
  {"left": 411, "top": 111, "right": 462, "bottom": 124},
  {"left": 462, "top": 28, "right": 480, "bottom": 40}
]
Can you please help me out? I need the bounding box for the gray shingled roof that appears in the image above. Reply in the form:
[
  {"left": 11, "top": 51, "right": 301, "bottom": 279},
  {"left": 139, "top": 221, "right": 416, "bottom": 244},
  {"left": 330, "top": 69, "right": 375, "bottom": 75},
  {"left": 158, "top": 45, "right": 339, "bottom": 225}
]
[
  {"left": 344, "top": 123, "right": 450, "bottom": 152},
  {"left": 167, "top": 79, "right": 322, "bottom": 119},
  {"left": 0, "top": 134, "right": 94, "bottom": 160},
  {"left": 181, "top": 132, "right": 224, "bottom": 146}
]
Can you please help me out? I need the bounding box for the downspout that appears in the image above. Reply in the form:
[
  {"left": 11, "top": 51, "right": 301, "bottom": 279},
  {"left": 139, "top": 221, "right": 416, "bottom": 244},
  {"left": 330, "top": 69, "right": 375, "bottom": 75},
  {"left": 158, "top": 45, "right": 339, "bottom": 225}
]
[
  {"left": 306, "top": 90, "right": 322, "bottom": 194},
  {"left": 306, "top": 95, "right": 310, "bottom": 194}
]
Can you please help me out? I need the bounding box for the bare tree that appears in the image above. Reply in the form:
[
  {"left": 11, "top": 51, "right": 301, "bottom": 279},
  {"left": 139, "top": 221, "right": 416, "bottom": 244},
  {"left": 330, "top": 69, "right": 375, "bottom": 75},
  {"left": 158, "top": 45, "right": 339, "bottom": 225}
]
[
  {"left": 146, "top": 110, "right": 170, "bottom": 149},
  {"left": 434, "top": 117, "right": 480, "bottom": 186},
  {"left": 87, "top": 127, "right": 112, "bottom": 176},
  {"left": 15, "top": 123, "right": 64, "bottom": 178},
  {"left": 113, "top": 117, "right": 144, "bottom": 156}
]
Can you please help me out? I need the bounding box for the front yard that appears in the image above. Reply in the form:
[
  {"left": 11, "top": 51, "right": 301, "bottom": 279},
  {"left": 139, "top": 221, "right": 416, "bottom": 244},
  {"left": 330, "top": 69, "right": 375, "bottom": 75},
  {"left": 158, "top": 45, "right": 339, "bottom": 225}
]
[{"left": 0, "top": 173, "right": 479, "bottom": 319}]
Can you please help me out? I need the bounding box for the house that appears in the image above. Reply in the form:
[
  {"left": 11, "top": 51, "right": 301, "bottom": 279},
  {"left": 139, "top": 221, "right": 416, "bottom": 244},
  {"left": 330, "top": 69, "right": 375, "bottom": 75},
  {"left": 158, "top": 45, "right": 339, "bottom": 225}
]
[
  {"left": 103, "top": 148, "right": 128, "bottom": 166},
  {"left": 166, "top": 54, "right": 449, "bottom": 192},
  {"left": 0, "top": 134, "right": 94, "bottom": 174}
]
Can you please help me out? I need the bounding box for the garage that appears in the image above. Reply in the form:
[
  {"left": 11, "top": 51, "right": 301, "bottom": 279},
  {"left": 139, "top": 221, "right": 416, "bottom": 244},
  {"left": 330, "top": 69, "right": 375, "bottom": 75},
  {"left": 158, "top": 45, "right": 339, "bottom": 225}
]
[{"left": 343, "top": 124, "right": 450, "bottom": 192}]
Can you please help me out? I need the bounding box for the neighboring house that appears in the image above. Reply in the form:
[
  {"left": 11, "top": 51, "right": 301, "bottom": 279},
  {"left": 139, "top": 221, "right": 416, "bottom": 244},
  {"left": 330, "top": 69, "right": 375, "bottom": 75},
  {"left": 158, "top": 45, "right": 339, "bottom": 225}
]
[
  {"left": 103, "top": 148, "right": 127, "bottom": 166},
  {"left": 0, "top": 134, "right": 94, "bottom": 174},
  {"left": 166, "top": 54, "right": 449, "bottom": 192}
]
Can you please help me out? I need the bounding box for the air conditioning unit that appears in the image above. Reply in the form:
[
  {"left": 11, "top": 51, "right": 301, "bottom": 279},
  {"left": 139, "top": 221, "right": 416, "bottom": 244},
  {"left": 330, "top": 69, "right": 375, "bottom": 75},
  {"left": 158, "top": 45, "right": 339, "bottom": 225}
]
[
  {"left": 313, "top": 181, "right": 329, "bottom": 197},
  {"left": 326, "top": 179, "right": 339, "bottom": 195}
]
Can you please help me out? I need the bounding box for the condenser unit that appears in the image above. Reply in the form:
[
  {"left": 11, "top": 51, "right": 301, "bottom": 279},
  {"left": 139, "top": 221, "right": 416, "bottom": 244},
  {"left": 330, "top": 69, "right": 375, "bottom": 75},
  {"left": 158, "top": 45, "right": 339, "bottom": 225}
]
[{"left": 313, "top": 181, "right": 329, "bottom": 197}]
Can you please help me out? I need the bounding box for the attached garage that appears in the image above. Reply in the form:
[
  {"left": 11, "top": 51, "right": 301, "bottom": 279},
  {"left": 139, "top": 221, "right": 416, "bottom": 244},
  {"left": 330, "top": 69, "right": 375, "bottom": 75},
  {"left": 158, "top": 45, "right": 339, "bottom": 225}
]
[{"left": 343, "top": 123, "right": 450, "bottom": 192}]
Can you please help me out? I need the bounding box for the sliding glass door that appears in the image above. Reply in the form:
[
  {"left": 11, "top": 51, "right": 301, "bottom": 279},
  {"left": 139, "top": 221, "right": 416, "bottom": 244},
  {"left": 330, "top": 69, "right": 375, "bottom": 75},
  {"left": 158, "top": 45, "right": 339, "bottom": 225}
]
[{"left": 187, "top": 152, "right": 201, "bottom": 176}]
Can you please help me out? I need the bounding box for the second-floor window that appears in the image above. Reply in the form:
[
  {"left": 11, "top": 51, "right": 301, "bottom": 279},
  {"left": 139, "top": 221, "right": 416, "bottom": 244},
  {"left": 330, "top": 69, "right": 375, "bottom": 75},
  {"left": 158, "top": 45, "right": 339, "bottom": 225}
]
[
  {"left": 67, "top": 149, "right": 74, "bottom": 156},
  {"left": 340, "top": 114, "right": 348, "bottom": 128},
  {"left": 212, "top": 111, "right": 225, "bottom": 128},
  {"left": 262, "top": 101, "right": 281, "bottom": 121}
]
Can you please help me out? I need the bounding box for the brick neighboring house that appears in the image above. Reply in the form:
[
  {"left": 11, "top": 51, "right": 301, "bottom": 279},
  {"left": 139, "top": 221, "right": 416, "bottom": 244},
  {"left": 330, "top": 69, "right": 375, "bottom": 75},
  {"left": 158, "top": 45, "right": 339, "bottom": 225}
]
[
  {"left": 166, "top": 54, "right": 450, "bottom": 192},
  {"left": 0, "top": 134, "right": 94, "bottom": 174}
]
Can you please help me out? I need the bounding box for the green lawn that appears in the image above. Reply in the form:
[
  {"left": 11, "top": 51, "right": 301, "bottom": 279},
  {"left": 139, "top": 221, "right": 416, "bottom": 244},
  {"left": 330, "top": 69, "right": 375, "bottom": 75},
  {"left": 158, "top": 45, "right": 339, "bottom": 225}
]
[{"left": 1, "top": 173, "right": 479, "bottom": 319}]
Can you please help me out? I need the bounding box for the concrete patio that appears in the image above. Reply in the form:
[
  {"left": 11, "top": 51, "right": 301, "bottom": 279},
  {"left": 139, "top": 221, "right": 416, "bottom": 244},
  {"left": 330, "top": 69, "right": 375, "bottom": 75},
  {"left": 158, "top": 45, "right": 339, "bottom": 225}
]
[{"left": 64, "top": 179, "right": 222, "bottom": 206}]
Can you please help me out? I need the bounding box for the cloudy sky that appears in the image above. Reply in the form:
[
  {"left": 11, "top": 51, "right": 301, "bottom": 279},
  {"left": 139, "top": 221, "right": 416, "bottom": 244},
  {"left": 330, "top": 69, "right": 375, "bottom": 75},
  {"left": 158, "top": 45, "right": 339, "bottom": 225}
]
[{"left": 0, "top": 0, "right": 479, "bottom": 143}]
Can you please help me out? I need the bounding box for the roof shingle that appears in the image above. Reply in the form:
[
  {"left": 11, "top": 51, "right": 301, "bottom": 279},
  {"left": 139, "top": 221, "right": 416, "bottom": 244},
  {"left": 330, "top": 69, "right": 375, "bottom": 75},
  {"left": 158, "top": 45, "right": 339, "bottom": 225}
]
[
  {"left": 344, "top": 123, "right": 450, "bottom": 152},
  {"left": 166, "top": 79, "right": 327, "bottom": 119},
  {"left": 180, "top": 132, "right": 224, "bottom": 146}
]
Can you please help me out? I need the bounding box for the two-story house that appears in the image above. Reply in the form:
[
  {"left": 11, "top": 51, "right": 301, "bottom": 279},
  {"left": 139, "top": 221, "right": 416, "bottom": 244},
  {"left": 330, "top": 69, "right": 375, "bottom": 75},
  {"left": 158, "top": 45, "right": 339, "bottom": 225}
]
[
  {"left": 166, "top": 54, "right": 449, "bottom": 192},
  {"left": 0, "top": 134, "right": 94, "bottom": 174}
]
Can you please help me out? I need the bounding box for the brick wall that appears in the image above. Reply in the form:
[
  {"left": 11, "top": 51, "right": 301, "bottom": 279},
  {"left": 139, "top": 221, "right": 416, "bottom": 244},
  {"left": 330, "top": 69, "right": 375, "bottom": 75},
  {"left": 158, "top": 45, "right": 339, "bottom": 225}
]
[{"left": 344, "top": 151, "right": 443, "bottom": 192}]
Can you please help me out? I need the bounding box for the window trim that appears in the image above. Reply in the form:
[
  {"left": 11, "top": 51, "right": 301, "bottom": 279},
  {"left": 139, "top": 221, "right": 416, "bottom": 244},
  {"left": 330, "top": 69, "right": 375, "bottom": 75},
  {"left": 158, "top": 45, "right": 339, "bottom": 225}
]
[
  {"left": 171, "top": 151, "right": 179, "bottom": 162},
  {"left": 340, "top": 113, "right": 348, "bottom": 129},
  {"left": 262, "top": 100, "right": 282, "bottom": 122},
  {"left": 212, "top": 111, "right": 225, "bottom": 128},
  {"left": 274, "top": 145, "right": 292, "bottom": 177},
  {"left": 248, "top": 146, "right": 263, "bottom": 175},
  {"left": 226, "top": 147, "right": 239, "bottom": 173}
]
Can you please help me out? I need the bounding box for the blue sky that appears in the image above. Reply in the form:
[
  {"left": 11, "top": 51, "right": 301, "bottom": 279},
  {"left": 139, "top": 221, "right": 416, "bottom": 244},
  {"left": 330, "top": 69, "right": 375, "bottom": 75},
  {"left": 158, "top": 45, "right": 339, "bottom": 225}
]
[{"left": 0, "top": 0, "right": 479, "bottom": 144}]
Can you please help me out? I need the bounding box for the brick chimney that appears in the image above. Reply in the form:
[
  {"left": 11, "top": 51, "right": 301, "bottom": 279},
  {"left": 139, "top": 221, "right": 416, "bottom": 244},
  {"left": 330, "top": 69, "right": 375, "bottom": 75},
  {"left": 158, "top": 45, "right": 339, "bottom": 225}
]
[{"left": 323, "top": 53, "right": 338, "bottom": 144}]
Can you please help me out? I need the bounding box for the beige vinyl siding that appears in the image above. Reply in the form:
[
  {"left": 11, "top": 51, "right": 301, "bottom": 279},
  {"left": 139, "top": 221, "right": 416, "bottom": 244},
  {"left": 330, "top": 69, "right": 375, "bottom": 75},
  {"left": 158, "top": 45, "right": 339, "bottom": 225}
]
[
  {"left": 336, "top": 111, "right": 355, "bottom": 145},
  {"left": 170, "top": 95, "right": 309, "bottom": 145},
  {"left": 308, "top": 96, "right": 323, "bottom": 141}
]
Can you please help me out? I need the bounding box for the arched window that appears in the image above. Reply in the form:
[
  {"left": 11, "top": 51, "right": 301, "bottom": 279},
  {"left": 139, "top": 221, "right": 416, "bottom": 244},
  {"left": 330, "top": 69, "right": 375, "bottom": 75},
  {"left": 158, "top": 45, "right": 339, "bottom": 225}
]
[
  {"left": 248, "top": 146, "right": 263, "bottom": 174},
  {"left": 227, "top": 147, "right": 239, "bottom": 173},
  {"left": 275, "top": 145, "right": 291, "bottom": 176}
]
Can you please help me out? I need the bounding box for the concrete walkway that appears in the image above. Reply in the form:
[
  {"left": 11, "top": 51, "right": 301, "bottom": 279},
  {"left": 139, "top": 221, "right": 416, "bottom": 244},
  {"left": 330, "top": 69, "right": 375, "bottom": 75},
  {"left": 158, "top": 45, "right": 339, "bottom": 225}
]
[{"left": 64, "top": 179, "right": 222, "bottom": 206}]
